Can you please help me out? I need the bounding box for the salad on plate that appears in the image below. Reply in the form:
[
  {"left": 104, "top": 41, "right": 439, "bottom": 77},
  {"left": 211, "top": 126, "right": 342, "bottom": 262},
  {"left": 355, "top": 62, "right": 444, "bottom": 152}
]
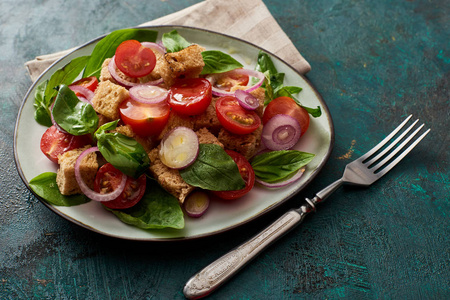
[{"left": 28, "top": 28, "right": 322, "bottom": 232}]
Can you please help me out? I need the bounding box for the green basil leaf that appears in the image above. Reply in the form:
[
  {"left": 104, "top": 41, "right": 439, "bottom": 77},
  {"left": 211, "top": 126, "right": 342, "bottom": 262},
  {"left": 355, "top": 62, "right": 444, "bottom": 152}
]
[
  {"left": 46, "top": 56, "right": 90, "bottom": 100},
  {"left": 33, "top": 80, "right": 52, "bottom": 126},
  {"left": 255, "top": 51, "right": 278, "bottom": 75},
  {"left": 83, "top": 28, "right": 158, "bottom": 78},
  {"left": 96, "top": 130, "right": 150, "bottom": 178},
  {"left": 29, "top": 172, "right": 90, "bottom": 206},
  {"left": 162, "top": 30, "right": 191, "bottom": 53},
  {"left": 200, "top": 50, "right": 244, "bottom": 74},
  {"left": 52, "top": 85, "right": 99, "bottom": 135},
  {"left": 106, "top": 180, "right": 184, "bottom": 230},
  {"left": 298, "top": 105, "right": 322, "bottom": 118},
  {"left": 180, "top": 144, "right": 245, "bottom": 191},
  {"left": 251, "top": 150, "right": 315, "bottom": 183}
]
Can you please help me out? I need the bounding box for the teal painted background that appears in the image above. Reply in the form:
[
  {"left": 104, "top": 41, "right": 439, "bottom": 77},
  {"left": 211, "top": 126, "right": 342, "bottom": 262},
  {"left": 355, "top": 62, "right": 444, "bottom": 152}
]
[{"left": 1, "top": 0, "right": 448, "bottom": 299}]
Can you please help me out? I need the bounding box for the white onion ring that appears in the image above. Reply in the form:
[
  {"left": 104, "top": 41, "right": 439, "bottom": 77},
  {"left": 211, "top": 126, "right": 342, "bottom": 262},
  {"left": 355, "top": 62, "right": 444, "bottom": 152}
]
[
  {"left": 74, "top": 146, "right": 127, "bottom": 202},
  {"left": 184, "top": 191, "right": 210, "bottom": 218},
  {"left": 108, "top": 56, "right": 163, "bottom": 88},
  {"left": 69, "top": 85, "right": 94, "bottom": 103},
  {"left": 206, "top": 68, "right": 265, "bottom": 97},
  {"left": 256, "top": 168, "right": 305, "bottom": 188}
]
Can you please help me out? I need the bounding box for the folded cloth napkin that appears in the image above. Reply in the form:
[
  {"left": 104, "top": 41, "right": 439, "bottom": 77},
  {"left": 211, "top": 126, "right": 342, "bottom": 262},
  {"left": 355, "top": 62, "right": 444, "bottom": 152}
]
[{"left": 25, "top": 0, "right": 311, "bottom": 82}]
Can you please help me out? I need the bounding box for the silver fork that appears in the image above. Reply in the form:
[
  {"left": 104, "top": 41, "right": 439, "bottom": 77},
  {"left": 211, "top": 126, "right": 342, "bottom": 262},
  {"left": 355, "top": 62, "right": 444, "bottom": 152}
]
[{"left": 183, "top": 115, "right": 430, "bottom": 299}]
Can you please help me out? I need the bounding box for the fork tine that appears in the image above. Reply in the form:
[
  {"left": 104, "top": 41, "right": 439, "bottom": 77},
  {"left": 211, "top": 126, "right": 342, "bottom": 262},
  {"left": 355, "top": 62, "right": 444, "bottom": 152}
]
[
  {"left": 373, "top": 127, "right": 430, "bottom": 177},
  {"left": 359, "top": 115, "right": 413, "bottom": 161},
  {"left": 364, "top": 119, "right": 419, "bottom": 166}
]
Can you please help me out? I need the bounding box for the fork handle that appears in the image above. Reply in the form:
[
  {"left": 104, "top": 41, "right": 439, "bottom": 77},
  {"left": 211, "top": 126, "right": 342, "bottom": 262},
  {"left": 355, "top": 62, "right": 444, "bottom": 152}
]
[{"left": 183, "top": 203, "right": 314, "bottom": 299}]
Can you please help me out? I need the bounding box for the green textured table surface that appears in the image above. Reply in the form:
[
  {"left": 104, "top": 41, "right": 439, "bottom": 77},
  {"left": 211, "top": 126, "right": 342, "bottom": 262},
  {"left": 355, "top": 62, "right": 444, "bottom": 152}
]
[{"left": 1, "top": 0, "right": 449, "bottom": 299}]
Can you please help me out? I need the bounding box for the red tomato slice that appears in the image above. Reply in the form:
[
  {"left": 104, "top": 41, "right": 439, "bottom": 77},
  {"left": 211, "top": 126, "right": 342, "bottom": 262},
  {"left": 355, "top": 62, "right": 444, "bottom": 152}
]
[
  {"left": 214, "top": 71, "right": 249, "bottom": 92},
  {"left": 212, "top": 150, "right": 255, "bottom": 200},
  {"left": 40, "top": 125, "right": 92, "bottom": 164},
  {"left": 119, "top": 97, "right": 170, "bottom": 137},
  {"left": 168, "top": 78, "right": 212, "bottom": 116},
  {"left": 69, "top": 76, "right": 98, "bottom": 93},
  {"left": 262, "top": 96, "right": 310, "bottom": 136},
  {"left": 114, "top": 40, "right": 156, "bottom": 78},
  {"left": 216, "top": 96, "right": 261, "bottom": 135},
  {"left": 94, "top": 163, "right": 146, "bottom": 209}
]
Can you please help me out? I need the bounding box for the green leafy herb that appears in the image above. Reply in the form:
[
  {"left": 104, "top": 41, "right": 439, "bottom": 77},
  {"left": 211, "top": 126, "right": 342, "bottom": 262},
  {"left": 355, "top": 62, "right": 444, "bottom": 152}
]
[
  {"left": 162, "top": 30, "right": 191, "bottom": 53},
  {"left": 33, "top": 80, "right": 52, "bottom": 126},
  {"left": 251, "top": 150, "right": 315, "bottom": 183},
  {"left": 33, "top": 56, "right": 90, "bottom": 126},
  {"left": 200, "top": 50, "right": 244, "bottom": 74},
  {"left": 180, "top": 144, "right": 245, "bottom": 191},
  {"left": 95, "top": 121, "right": 150, "bottom": 178},
  {"left": 256, "top": 51, "right": 322, "bottom": 117},
  {"left": 83, "top": 28, "right": 158, "bottom": 78},
  {"left": 29, "top": 172, "right": 90, "bottom": 206},
  {"left": 106, "top": 180, "right": 184, "bottom": 230},
  {"left": 52, "top": 85, "right": 99, "bottom": 135}
]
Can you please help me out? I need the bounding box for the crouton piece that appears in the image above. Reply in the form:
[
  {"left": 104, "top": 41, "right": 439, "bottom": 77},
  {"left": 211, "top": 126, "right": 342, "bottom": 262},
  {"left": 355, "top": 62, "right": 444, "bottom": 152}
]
[
  {"left": 99, "top": 58, "right": 116, "bottom": 83},
  {"left": 218, "top": 125, "right": 263, "bottom": 160},
  {"left": 91, "top": 81, "right": 129, "bottom": 120},
  {"left": 56, "top": 146, "right": 98, "bottom": 195},
  {"left": 155, "top": 44, "right": 205, "bottom": 87},
  {"left": 192, "top": 98, "right": 222, "bottom": 134},
  {"left": 111, "top": 125, "right": 155, "bottom": 153},
  {"left": 148, "top": 128, "right": 222, "bottom": 203},
  {"left": 248, "top": 87, "right": 266, "bottom": 118}
]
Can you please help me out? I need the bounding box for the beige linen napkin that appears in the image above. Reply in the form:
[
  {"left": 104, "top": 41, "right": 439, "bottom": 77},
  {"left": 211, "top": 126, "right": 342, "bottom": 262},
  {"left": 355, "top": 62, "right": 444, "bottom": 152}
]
[{"left": 25, "top": 0, "right": 311, "bottom": 82}]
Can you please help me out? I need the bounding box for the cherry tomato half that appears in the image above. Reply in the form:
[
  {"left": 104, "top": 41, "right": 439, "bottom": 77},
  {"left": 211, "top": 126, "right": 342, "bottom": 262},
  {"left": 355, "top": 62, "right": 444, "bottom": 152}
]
[
  {"left": 215, "top": 96, "right": 261, "bottom": 135},
  {"left": 168, "top": 78, "right": 212, "bottom": 116},
  {"left": 94, "top": 163, "right": 146, "bottom": 209},
  {"left": 212, "top": 150, "right": 255, "bottom": 200},
  {"left": 213, "top": 71, "right": 249, "bottom": 92},
  {"left": 69, "top": 76, "right": 98, "bottom": 93},
  {"left": 114, "top": 40, "right": 156, "bottom": 78},
  {"left": 119, "top": 97, "right": 171, "bottom": 137},
  {"left": 40, "top": 125, "right": 92, "bottom": 164},
  {"left": 262, "top": 96, "right": 310, "bottom": 136}
]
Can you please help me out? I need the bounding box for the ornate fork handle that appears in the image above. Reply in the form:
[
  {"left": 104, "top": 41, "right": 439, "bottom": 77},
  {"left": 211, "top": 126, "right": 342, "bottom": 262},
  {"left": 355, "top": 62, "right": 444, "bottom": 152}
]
[{"left": 183, "top": 203, "right": 315, "bottom": 299}]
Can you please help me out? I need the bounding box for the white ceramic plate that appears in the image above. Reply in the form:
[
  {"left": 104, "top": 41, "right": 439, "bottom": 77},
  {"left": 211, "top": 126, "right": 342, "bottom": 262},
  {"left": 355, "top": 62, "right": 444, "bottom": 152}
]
[{"left": 15, "top": 26, "right": 334, "bottom": 241}]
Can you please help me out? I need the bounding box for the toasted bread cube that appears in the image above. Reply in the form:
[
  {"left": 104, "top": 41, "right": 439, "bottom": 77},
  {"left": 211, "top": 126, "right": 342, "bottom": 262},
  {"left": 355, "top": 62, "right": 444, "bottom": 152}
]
[
  {"left": 91, "top": 81, "right": 129, "bottom": 120},
  {"left": 99, "top": 58, "right": 116, "bottom": 83},
  {"left": 154, "top": 44, "right": 205, "bottom": 87},
  {"left": 148, "top": 128, "right": 223, "bottom": 203},
  {"left": 56, "top": 146, "right": 98, "bottom": 195},
  {"left": 218, "top": 125, "right": 263, "bottom": 160}
]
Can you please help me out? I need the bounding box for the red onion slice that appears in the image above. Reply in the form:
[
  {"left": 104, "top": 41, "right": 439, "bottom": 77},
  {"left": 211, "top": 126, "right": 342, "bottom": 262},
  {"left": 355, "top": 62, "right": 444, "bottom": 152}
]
[
  {"left": 74, "top": 146, "right": 126, "bottom": 202},
  {"left": 159, "top": 127, "right": 199, "bottom": 169},
  {"left": 108, "top": 56, "right": 163, "bottom": 88},
  {"left": 256, "top": 167, "right": 305, "bottom": 188},
  {"left": 184, "top": 190, "right": 210, "bottom": 218},
  {"left": 262, "top": 114, "right": 302, "bottom": 151},
  {"left": 69, "top": 85, "right": 94, "bottom": 103},
  {"left": 235, "top": 89, "right": 259, "bottom": 110},
  {"left": 141, "top": 42, "right": 166, "bottom": 55},
  {"left": 129, "top": 85, "right": 168, "bottom": 104},
  {"left": 206, "top": 68, "right": 265, "bottom": 97}
]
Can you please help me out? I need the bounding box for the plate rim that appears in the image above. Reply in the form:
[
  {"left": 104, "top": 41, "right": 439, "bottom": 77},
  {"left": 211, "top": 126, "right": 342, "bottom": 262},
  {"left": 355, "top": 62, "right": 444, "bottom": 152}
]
[{"left": 14, "top": 25, "right": 335, "bottom": 242}]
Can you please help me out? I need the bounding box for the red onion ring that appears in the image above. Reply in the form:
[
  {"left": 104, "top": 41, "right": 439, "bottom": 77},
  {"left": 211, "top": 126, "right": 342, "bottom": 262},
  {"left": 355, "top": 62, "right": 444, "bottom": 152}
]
[
  {"left": 184, "top": 191, "right": 210, "bottom": 218},
  {"left": 262, "top": 114, "right": 301, "bottom": 151},
  {"left": 69, "top": 85, "right": 94, "bottom": 103},
  {"left": 129, "top": 85, "right": 168, "bottom": 104},
  {"left": 235, "top": 89, "right": 259, "bottom": 110},
  {"left": 206, "top": 68, "right": 265, "bottom": 97},
  {"left": 256, "top": 167, "right": 305, "bottom": 188},
  {"left": 74, "top": 146, "right": 127, "bottom": 202},
  {"left": 159, "top": 127, "right": 199, "bottom": 169},
  {"left": 108, "top": 56, "right": 163, "bottom": 88},
  {"left": 141, "top": 42, "right": 166, "bottom": 56}
]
